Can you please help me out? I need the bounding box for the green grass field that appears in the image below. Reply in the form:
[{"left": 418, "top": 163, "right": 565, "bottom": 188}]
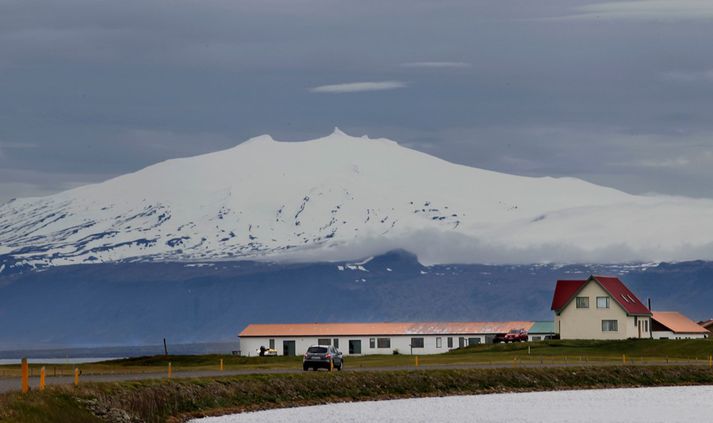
[{"left": 2, "top": 339, "right": 713, "bottom": 378}]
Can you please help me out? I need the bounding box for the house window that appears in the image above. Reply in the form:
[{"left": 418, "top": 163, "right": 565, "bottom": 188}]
[
  {"left": 532, "top": 336, "right": 542, "bottom": 341},
  {"left": 576, "top": 297, "right": 590, "bottom": 308},
  {"left": 377, "top": 337, "right": 391, "bottom": 348},
  {"left": 447, "top": 337, "right": 453, "bottom": 348},
  {"left": 644, "top": 320, "right": 648, "bottom": 332},
  {"left": 269, "top": 339, "right": 275, "bottom": 349},
  {"left": 596, "top": 296, "right": 610, "bottom": 309},
  {"left": 333, "top": 339, "right": 339, "bottom": 349},
  {"left": 318, "top": 338, "right": 331, "bottom": 346},
  {"left": 369, "top": 338, "right": 376, "bottom": 348},
  {"left": 411, "top": 337, "right": 424, "bottom": 348},
  {"left": 436, "top": 337, "right": 442, "bottom": 348},
  {"left": 602, "top": 320, "right": 618, "bottom": 332}
]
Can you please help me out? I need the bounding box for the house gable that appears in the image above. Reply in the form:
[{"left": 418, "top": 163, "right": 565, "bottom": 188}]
[{"left": 552, "top": 275, "right": 651, "bottom": 316}]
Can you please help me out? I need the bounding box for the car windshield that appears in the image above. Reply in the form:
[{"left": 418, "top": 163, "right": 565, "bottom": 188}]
[
  {"left": 307, "top": 346, "right": 328, "bottom": 354},
  {"left": 509, "top": 329, "right": 520, "bottom": 334}
]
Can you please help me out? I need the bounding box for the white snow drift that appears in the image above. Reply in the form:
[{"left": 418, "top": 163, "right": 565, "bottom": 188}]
[
  {"left": 190, "top": 386, "right": 713, "bottom": 423},
  {"left": 2, "top": 128, "right": 713, "bottom": 268}
]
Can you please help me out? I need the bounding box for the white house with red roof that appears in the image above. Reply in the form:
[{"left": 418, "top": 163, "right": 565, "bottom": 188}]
[{"left": 551, "top": 275, "right": 652, "bottom": 340}]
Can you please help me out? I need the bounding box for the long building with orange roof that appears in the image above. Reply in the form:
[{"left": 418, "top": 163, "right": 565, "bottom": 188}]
[{"left": 238, "top": 320, "right": 549, "bottom": 356}]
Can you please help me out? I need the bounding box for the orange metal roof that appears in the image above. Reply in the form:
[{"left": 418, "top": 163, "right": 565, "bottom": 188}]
[
  {"left": 239, "top": 321, "right": 535, "bottom": 337},
  {"left": 652, "top": 311, "right": 709, "bottom": 334}
]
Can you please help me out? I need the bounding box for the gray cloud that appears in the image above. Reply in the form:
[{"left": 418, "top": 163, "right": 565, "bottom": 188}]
[
  {"left": 564, "top": 0, "right": 713, "bottom": 21},
  {"left": 661, "top": 69, "right": 713, "bottom": 83},
  {"left": 401, "top": 62, "right": 471, "bottom": 68},
  {"left": 310, "top": 81, "right": 407, "bottom": 94}
]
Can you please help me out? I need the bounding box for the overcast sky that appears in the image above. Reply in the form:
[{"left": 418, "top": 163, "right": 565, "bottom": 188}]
[{"left": 1, "top": 0, "right": 713, "bottom": 202}]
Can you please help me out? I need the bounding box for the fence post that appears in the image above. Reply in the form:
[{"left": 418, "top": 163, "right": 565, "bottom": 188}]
[
  {"left": 21, "top": 358, "right": 29, "bottom": 394},
  {"left": 40, "top": 367, "right": 46, "bottom": 391},
  {"left": 415, "top": 356, "right": 419, "bottom": 367},
  {"left": 168, "top": 362, "right": 172, "bottom": 380},
  {"left": 74, "top": 368, "right": 79, "bottom": 387},
  {"left": 220, "top": 358, "right": 224, "bottom": 371},
  {"left": 622, "top": 354, "right": 626, "bottom": 364}
]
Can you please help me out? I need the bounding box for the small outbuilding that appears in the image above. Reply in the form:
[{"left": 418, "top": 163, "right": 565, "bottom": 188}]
[
  {"left": 528, "top": 321, "right": 555, "bottom": 341},
  {"left": 651, "top": 311, "right": 709, "bottom": 339}
]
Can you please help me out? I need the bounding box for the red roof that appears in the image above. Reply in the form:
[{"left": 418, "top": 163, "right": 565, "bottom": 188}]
[
  {"left": 551, "top": 275, "right": 651, "bottom": 316},
  {"left": 551, "top": 279, "right": 587, "bottom": 311},
  {"left": 698, "top": 319, "right": 713, "bottom": 331}
]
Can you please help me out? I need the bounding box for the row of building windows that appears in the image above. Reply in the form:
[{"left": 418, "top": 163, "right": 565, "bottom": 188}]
[
  {"left": 576, "top": 296, "right": 610, "bottom": 309},
  {"left": 268, "top": 336, "right": 486, "bottom": 350},
  {"left": 366, "top": 336, "right": 483, "bottom": 349}
]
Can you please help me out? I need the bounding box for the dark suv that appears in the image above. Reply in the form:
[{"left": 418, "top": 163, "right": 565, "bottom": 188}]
[{"left": 303, "top": 345, "right": 343, "bottom": 371}]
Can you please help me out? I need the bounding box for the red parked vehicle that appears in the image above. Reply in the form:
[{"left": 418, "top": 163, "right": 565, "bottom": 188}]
[{"left": 493, "top": 328, "right": 529, "bottom": 343}]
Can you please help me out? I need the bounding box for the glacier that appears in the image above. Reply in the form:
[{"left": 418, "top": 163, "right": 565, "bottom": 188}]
[{"left": 2, "top": 128, "right": 713, "bottom": 270}]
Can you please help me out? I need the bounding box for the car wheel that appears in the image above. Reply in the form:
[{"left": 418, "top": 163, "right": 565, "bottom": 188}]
[
  {"left": 337, "top": 362, "right": 343, "bottom": 371},
  {"left": 303, "top": 364, "right": 308, "bottom": 371}
]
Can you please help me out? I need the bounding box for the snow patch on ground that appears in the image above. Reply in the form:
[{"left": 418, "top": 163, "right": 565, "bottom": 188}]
[{"left": 189, "top": 386, "right": 713, "bottom": 423}]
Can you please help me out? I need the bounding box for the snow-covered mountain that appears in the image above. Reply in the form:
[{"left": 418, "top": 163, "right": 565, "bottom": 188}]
[{"left": 2, "top": 128, "right": 713, "bottom": 270}]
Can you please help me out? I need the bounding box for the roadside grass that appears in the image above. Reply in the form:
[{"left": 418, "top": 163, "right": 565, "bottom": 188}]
[
  {"left": 450, "top": 338, "right": 713, "bottom": 360},
  {"left": 2, "top": 339, "right": 713, "bottom": 378},
  {"left": 2, "top": 366, "right": 713, "bottom": 423},
  {"left": 0, "top": 390, "right": 100, "bottom": 423}
]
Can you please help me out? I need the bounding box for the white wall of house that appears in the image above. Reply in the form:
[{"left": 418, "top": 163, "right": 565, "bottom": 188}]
[
  {"left": 652, "top": 331, "right": 708, "bottom": 340},
  {"left": 555, "top": 282, "right": 650, "bottom": 340},
  {"left": 240, "top": 334, "right": 492, "bottom": 356}
]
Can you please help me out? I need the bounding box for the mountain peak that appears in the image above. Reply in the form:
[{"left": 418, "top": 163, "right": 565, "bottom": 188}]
[{"left": 331, "top": 126, "right": 347, "bottom": 137}]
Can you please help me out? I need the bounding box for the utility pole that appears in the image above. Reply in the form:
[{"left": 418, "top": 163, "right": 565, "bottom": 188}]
[
  {"left": 163, "top": 338, "right": 169, "bottom": 356},
  {"left": 648, "top": 298, "right": 653, "bottom": 339}
]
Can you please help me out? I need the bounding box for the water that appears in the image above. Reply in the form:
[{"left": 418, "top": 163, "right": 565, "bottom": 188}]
[
  {"left": 0, "top": 341, "right": 239, "bottom": 361},
  {"left": 0, "top": 357, "right": 123, "bottom": 365}
]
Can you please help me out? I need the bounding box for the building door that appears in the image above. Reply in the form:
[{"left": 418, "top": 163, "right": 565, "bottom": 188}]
[
  {"left": 282, "top": 340, "right": 296, "bottom": 356},
  {"left": 458, "top": 337, "right": 466, "bottom": 348},
  {"left": 348, "top": 340, "right": 362, "bottom": 355}
]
